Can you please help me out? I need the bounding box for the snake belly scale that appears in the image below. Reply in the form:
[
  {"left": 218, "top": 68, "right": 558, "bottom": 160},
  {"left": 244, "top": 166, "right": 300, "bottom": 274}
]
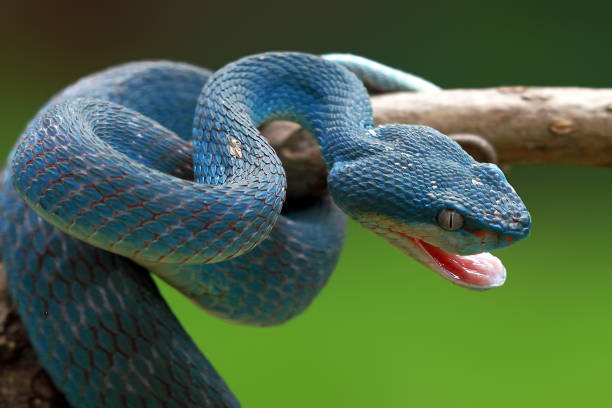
[{"left": 0, "top": 52, "right": 530, "bottom": 407}]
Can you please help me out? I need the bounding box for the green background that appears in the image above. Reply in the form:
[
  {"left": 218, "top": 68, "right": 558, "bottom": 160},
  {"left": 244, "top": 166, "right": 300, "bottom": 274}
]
[{"left": 1, "top": 1, "right": 611, "bottom": 406}]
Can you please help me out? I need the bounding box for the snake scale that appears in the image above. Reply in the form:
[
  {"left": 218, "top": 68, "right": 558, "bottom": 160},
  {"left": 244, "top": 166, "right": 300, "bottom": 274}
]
[{"left": 0, "top": 52, "right": 530, "bottom": 407}]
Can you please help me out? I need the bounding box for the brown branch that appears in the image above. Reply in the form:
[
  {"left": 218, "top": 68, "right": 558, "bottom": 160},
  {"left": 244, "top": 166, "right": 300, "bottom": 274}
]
[
  {"left": 263, "top": 87, "right": 612, "bottom": 199},
  {"left": 373, "top": 87, "right": 612, "bottom": 166},
  {"left": 0, "top": 262, "right": 69, "bottom": 408}
]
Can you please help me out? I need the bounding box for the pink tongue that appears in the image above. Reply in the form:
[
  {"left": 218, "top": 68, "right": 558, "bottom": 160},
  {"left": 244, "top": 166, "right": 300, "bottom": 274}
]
[{"left": 418, "top": 239, "right": 506, "bottom": 289}]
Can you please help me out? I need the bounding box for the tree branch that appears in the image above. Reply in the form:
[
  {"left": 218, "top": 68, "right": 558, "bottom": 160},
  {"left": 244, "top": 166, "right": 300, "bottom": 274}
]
[
  {"left": 373, "top": 87, "right": 612, "bottom": 166},
  {"left": 263, "top": 87, "right": 612, "bottom": 199},
  {"left": 0, "top": 262, "right": 70, "bottom": 408}
]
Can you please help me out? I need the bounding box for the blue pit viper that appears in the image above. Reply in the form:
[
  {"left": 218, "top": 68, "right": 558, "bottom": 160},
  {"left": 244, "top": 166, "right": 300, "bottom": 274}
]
[{"left": 0, "top": 52, "right": 531, "bottom": 407}]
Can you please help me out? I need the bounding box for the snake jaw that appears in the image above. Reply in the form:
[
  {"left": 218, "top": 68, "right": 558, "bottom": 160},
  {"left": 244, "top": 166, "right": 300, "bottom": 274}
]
[
  {"left": 363, "top": 216, "right": 508, "bottom": 290},
  {"left": 411, "top": 238, "right": 506, "bottom": 290}
]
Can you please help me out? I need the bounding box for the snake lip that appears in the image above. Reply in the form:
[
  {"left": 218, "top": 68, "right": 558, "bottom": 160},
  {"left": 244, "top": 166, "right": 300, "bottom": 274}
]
[{"left": 382, "top": 226, "right": 506, "bottom": 290}]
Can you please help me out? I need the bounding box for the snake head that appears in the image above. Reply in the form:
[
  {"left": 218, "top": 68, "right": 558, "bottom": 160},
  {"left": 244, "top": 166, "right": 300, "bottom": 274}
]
[{"left": 328, "top": 125, "right": 531, "bottom": 290}]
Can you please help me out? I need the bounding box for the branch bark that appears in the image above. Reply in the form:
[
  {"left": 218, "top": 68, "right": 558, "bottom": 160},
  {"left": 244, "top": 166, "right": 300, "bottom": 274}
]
[
  {"left": 264, "top": 87, "right": 612, "bottom": 199},
  {"left": 0, "top": 262, "right": 70, "bottom": 408},
  {"left": 373, "top": 87, "right": 612, "bottom": 166}
]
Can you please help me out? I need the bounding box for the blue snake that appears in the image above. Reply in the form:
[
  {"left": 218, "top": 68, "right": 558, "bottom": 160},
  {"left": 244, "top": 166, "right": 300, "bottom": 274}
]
[{"left": 0, "top": 52, "right": 531, "bottom": 407}]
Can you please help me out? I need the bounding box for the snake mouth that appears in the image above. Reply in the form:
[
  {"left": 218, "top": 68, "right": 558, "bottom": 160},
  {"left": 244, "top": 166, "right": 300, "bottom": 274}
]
[
  {"left": 381, "top": 227, "right": 506, "bottom": 290},
  {"left": 412, "top": 238, "right": 506, "bottom": 290}
]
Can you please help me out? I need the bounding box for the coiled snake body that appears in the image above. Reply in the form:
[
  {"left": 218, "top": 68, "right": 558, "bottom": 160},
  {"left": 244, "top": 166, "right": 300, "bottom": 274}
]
[{"left": 0, "top": 53, "right": 530, "bottom": 407}]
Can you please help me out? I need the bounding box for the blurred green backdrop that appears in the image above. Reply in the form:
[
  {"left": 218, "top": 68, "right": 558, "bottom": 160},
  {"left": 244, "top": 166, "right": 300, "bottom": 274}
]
[{"left": 1, "top": 1, "right": 611, "bottom": 406}]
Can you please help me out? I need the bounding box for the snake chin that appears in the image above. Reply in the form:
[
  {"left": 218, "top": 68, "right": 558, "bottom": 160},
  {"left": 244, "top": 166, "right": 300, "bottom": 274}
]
[{"left": 362, "top": 215, "right": 507, "bottom": 290}]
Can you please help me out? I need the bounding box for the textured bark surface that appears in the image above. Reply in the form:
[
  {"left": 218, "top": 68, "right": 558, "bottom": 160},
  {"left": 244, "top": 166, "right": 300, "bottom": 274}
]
[
  {"left": 0, "top": 262, "right": 70, "bottom": 408},
  {"left": 372, "top": 87, "right": 612, "bottom": 166},
  {"left": 1, "top": 86, "right": 610, "bottom": 406}
]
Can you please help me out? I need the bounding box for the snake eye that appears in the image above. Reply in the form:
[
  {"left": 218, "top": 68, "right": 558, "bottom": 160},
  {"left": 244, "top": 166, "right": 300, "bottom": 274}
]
[{"left": 437, "top": 209, "right": 464, "bottom": 231}]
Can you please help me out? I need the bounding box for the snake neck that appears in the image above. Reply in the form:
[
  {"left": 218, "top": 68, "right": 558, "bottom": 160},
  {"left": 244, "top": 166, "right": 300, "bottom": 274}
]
[{"left": 193, "top": 52, "right": 376, "bottom": 183}]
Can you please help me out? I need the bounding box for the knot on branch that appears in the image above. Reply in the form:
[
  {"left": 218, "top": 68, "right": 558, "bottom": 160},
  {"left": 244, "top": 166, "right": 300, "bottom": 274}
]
[{"left": 448, "top": 133, "right": 498, "bottom": 164}]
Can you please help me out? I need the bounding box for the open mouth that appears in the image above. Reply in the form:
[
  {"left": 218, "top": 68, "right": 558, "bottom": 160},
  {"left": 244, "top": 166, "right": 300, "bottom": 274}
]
[
  {"left": 411, "top": 238, "right": 506, "bottom": 290},
  {"left": 383, "top": 227, "right": 506, "bottom": 290}
]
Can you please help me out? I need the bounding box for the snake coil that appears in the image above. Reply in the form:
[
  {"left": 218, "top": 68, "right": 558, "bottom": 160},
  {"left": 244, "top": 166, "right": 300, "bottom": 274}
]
[{"left": 0, "top": 52, "right": 530, "bottom": 407}]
